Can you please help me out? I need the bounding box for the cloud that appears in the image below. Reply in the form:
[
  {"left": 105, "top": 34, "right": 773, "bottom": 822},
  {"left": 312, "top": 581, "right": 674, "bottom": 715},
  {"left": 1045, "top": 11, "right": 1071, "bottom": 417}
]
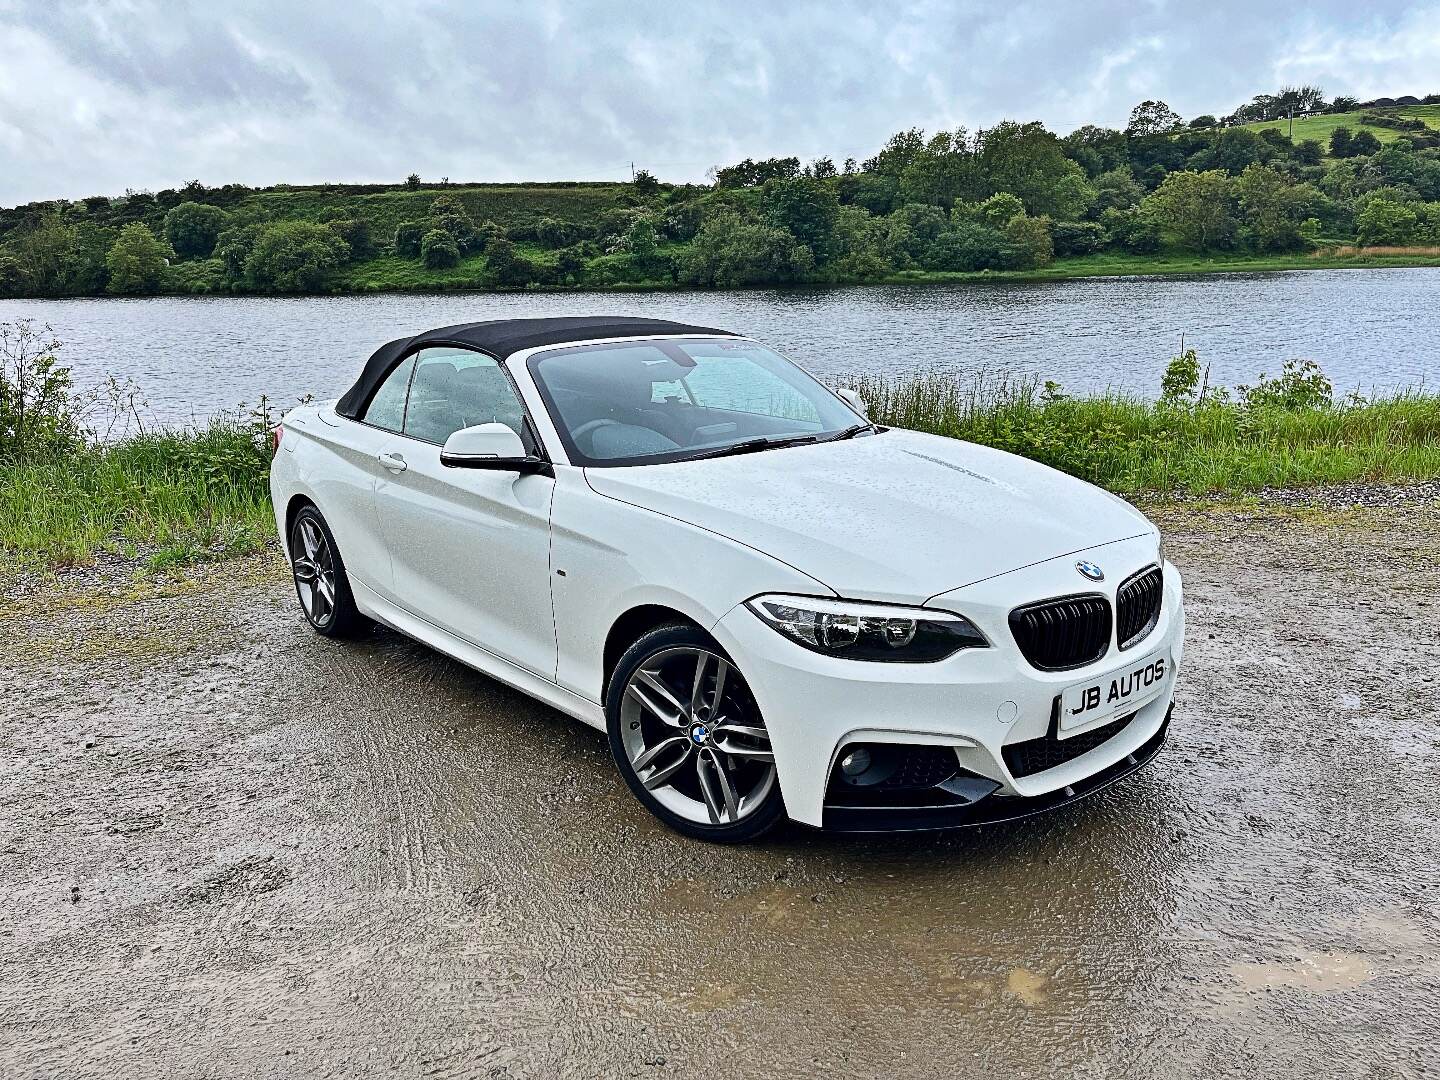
[{"left": 0, "top": 0, "right": 1435, "bottom": 203}]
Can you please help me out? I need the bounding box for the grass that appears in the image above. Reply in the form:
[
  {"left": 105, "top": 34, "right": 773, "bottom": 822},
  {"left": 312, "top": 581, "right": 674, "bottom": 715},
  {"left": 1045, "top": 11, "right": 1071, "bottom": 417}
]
[
  {"left": 0, "top": 418, "right": 274, "bottom": 573},
  {"left": 857, "top": 375, "right": 1440, "bottom": 494},
  {"left": 1239, "top": 105, "right": 1440, "bottom": 150},
  {"left": 886, "top": 247, "right": 1440, "bottom": 285},
  {"left": 5, "top": 371, "right": 1439, "bottom": 574}
]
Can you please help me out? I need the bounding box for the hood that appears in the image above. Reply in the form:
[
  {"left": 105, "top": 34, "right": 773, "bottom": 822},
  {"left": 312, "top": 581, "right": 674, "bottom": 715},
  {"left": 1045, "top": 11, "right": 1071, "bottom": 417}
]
[{"left": 584, "top": 429, "right": 1154, "bottom": 604}]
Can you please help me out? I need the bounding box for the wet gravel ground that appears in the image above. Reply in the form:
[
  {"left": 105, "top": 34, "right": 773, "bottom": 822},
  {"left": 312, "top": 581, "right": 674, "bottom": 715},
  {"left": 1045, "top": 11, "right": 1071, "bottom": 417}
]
[{"left": 3, "top": 498, "right": 1439, "bottom": 1079}]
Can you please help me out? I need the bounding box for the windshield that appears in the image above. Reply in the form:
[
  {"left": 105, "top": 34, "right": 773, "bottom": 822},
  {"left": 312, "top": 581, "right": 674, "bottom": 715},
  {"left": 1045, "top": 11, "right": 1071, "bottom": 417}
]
[{"left": 526, "top": 337, "right": 865, "bottom": 467}]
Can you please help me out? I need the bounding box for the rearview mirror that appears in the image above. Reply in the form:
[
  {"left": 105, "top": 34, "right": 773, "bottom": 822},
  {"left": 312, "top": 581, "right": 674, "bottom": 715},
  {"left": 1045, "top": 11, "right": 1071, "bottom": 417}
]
[
  {"left": 835, "top": 386, "right": 867, "bottom": 419},
  {"left": 440, "top": 423, "right": 550, "bottom": 475}
]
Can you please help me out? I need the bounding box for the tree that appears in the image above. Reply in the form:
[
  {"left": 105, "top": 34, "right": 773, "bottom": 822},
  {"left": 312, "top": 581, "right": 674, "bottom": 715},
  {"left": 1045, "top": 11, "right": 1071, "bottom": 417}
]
[
  {"left": 105, "top": 223, "right": 172, "bottom": 294},
  {"left": 1328, "top": 95, "right": 1360, "bottom": 113},
  {"left": 1235, "top": 164, "right": 1306, "bottom": 250},
  {"left": 676, "top": 210, "right": 815, "bottom": 287},
  {"left": 919, "top": 221, "right": 1008, "bottom": 271},
  {"left": 978, "top": 121, "right": 1093, "bottom": 218},
  {"left": 214, "top": 223, "right": 265, "bottom": 278},
  {"left": 405, "top": 173, "right": 422, "bottom": 190},
  {"left": 1349, "top": 130, "right": 1382, "bottom": 157},
  {"left": 1293, "top": 140, "right": 1324, "bottom": 166},
  {"left": 1356, "top": 199, "right": 1419, "bottom": 245},
  {"left": 712, "top": 156, "right": 801, "bottom": 188},
  {"left": 163, "top": 201, "right": 230, "bottom": 259},
  {"left": 761, "top": 176, "right": 840, "bottom": 259},
  {"left": 1003, "top": 214, "right": 1054, "bottom": 268},
  {"left": 420, "top": 228, "right": 461, "bottom": 269},
  {"left": 326, "top": 218, "right": 373, "bottom": 260},
  {"left": 243, "top": 221, "right": 349, "bottom": 292},
  {"left": 1188, "top": 115, "right": 1218, "bottom": 129},
  {"left": 1091, "top": 167, "right": 1146, "bottom": 214},
  {"left": 1127, "top": 100, "right": 1182, "bottom": 136},
  {"left": 485, "top": 238, "right": 535, "bottom": 286},
  {"left": 1051, "top": 220, "right": 1106, "bottom": 255},
  {"left": 632, "top": 169, "right": 660, "bottom": 197},
  {"left": 975, "top": 192, "right": 1025, "bottom": 228},
  {"left": 1142, "top": 170, "right": 1236, "bottom": 249},
  {"left": 393, "top": 221, "right": 425, "bottom": 258},
  {"left": 1328, "top": 127, "right": 1354, "bottom": 158}
]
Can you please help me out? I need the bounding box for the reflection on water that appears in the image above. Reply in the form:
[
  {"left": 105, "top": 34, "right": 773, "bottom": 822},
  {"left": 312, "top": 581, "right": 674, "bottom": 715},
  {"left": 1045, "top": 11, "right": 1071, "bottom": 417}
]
[{"left": 1, "top": 267, "right": 1436, "bottom": 425}]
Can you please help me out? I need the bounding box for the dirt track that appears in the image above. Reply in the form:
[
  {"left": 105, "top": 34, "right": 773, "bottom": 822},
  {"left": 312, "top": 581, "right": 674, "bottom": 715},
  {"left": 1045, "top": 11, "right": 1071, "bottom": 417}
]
[{"left": 3, "top": 499, "right": 1439, "bottom": 1079}]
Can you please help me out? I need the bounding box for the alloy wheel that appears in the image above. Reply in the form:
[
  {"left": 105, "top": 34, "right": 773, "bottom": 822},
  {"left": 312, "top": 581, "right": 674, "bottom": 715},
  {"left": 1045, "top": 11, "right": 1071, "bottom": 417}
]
[
  {"left": 619, "top": 646, "right": 776, "bottom": 825},
  {"left": 290, "top": 516, "right": 338, "bottom": 628}
]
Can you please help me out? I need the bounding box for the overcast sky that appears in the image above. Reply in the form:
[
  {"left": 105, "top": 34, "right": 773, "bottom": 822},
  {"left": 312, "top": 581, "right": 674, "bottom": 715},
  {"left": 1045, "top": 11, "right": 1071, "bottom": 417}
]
[{"left": 2, "top": 0, "right": 1437, "bottom": 204}]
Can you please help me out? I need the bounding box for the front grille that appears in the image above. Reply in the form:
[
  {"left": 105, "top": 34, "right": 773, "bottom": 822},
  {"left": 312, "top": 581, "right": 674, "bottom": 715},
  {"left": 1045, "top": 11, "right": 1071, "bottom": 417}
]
[
  {"left": 1116, "top": 565, "right": 1164, "bottom": 650},
  {"left": 1009, "top": 594, "right": 1112, "bottom": 671},
  {"left": 1002, "top": 711, "right": 1136, "bottom": 778}
]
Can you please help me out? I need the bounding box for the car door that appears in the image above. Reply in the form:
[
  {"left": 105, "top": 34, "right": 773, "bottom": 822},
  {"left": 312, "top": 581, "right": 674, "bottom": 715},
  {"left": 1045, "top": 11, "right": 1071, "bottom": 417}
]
[
  {"left": 373, "top": 346, "right": 559, "bottom": 680},
  {"left": 311, "top": 353, "right": 418, "bottom": 597}
]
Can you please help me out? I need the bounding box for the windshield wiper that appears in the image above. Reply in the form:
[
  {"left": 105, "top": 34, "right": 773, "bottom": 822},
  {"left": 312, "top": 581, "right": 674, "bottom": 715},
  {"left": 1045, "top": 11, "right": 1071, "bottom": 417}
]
[
  {"left": 823, "top": 422, "right": 876, "bottom": 442},
  {"left": 684, "top": 434, "right": 819, "bottom": 461}
]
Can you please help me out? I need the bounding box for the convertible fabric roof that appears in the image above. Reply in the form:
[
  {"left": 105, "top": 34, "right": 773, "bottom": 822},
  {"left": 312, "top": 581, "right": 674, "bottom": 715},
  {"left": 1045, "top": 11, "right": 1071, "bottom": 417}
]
[{"left": 334, "top": 315, "right": 736, "bottom": 419}]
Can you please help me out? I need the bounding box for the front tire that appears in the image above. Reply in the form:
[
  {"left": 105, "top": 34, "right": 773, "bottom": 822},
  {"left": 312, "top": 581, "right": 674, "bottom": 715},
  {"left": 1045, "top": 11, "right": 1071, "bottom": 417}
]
[
  {"left": 288, "top": 505, "right": 368, "bottom": 638},
  {"left": 606, "top": 624, "right": 785, "bottom": 843}
]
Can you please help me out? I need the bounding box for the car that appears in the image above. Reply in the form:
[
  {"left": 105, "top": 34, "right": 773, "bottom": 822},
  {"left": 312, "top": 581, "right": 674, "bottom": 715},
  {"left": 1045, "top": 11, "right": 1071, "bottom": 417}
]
[{"left": 270, "top": 315, "right": 1184, "bottom": 842}]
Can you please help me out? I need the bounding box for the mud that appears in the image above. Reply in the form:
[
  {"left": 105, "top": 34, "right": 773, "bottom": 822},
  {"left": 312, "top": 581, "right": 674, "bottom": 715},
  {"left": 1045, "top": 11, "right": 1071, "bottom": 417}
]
[{"left": 3, "top": 501, "right": 1439, "bottom": 1079}]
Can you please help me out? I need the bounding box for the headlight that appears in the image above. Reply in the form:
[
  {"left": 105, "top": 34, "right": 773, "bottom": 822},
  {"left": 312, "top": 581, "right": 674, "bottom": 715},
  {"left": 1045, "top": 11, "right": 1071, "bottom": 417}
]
[{"left": 745, "top": 594, "right": 988, "bottom": 662}]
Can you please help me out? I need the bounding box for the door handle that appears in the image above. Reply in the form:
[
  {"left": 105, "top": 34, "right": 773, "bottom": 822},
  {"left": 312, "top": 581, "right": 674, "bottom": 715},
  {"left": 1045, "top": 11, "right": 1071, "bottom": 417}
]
[{"left": 378, "top": 452, "right": 407, "bottom": 473}]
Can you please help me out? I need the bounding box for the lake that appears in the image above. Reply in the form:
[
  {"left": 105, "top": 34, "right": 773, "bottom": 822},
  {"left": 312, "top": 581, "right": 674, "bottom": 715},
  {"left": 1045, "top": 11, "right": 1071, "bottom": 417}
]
[{"left": 2, "top": 267, "right": 1436, "bottom": 426}]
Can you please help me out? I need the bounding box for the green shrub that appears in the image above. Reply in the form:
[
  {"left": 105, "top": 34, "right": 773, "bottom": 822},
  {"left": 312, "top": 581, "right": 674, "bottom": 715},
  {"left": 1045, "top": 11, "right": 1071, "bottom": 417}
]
[
  {"left": 485, "top": 238, "right": 535, "bottom": 286},
  {"left": 1, "top": 320, "right": 83, "bottom": 458},
  {"left": 105, "top": 223, "right": 173, "bottom": 294},
  {"left": 325, "top": 217, "right": 373, "bottom": 259},
  {"left": 1051, "top": 220, "right": 1106, "bottom": 256},
  {"left": 243, "top": 221, "right": 349, "bottom": 292},
  {"left": 420, "top": 228, "right": 461, "bottom": 269},
  {"left": 393, "top": 220, "right": 425, "bottom": 258},
  {"left": 163, "top": 202, "right": 230, "bottom": 259},
  {"left": 921, "top": 223, "right": 1007, "bottom": 271}
]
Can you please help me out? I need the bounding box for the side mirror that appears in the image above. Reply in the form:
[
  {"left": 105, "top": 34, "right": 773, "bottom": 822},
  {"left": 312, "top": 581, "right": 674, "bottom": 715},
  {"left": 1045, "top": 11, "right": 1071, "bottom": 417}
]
[
  {"left": 835, "top": 386, "right": 868, "bottom": 420},
  {"left": 440, "top": 423, "right": 550, "bottom": 475}
]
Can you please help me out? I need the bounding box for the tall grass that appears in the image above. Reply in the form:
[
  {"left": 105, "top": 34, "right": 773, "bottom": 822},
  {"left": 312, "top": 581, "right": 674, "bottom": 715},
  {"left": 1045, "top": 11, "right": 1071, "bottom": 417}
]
[
  {"left": 6, "top": 370, "right": 1440, "bottom": 574},
  {"left": 1, "top": 415, "right": 274, "bottom": 571},
  {"left": 856, "top": 373, "right": 1440, "bottom": 494}
]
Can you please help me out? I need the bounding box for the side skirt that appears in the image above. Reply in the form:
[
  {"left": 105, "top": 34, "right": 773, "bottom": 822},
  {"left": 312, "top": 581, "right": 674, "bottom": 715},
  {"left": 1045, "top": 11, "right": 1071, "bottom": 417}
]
[{"left": 351, "top": 579, "right": 606, "bottom": 732}]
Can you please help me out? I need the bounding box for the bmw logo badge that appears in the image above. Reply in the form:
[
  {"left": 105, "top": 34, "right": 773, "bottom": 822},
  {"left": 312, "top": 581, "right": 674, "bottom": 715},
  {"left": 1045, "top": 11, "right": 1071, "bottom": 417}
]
[
  {"left": 690, "top": 724, "right": 709, "bottom": 745},
  {"left": 1075, "top": 560, "right": 1105, "bottom": 582}
]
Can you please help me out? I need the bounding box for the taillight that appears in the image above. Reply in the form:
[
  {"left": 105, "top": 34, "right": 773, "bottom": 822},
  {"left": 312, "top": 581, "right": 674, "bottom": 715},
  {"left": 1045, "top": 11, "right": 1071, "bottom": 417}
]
[{"left": 271, "top": 424, "right": 284, "bottom": 458}]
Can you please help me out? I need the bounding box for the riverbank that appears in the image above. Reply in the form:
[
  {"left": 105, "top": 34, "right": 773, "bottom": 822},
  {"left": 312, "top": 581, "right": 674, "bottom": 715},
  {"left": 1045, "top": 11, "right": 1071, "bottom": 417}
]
[
  {"left": 5, "top": 498, "right": 1438, "bottom": 1078},
  {"left": 4, "top": 367, "right": 1439, "bottom": 575},
  {"left": 7, "top": 248, "right": 1440, "bottom": 301}
]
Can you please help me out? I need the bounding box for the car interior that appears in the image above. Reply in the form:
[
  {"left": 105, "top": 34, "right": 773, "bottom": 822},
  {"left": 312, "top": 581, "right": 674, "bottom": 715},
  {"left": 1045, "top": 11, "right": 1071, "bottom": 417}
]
[{"left": 532, "top": 346, "right": 826, "bottom": 462}]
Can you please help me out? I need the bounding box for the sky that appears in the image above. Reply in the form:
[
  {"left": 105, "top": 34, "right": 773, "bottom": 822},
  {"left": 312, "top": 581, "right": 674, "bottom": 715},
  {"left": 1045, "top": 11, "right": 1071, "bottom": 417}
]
[{"left": 1, "top": 0, "right": 1437, "bottom": 204}]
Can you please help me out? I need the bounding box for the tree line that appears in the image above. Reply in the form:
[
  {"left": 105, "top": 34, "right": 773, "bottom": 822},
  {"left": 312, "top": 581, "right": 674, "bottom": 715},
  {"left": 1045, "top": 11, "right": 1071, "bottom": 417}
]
[{"left": 1, "top": 86, "right": 1438, "bottom": 297}]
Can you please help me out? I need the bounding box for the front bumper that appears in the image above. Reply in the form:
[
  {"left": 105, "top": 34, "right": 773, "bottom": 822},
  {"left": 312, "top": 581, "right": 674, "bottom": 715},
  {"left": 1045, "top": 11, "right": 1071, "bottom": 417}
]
[{"left": 708, "top": 536, "right": 1185, "bottom": 830}]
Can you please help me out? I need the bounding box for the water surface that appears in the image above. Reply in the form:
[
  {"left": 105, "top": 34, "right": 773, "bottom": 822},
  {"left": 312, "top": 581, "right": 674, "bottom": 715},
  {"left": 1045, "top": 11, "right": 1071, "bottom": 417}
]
[{"left": 2, "top": 267, "right": 1435, "bottom": 425}]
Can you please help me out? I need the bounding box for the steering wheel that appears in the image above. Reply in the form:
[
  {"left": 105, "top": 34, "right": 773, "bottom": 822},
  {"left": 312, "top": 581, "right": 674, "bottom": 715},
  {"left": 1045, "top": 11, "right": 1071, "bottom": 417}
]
[{"left": 570, "top": 417, "right": 621, "bottom": 452}]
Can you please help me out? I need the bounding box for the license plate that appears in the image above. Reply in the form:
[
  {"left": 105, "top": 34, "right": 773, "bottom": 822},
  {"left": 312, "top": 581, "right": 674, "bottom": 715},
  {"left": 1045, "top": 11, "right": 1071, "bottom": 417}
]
[{"left": 1059, "top": 651, "right": 1169, "bottom": 735}]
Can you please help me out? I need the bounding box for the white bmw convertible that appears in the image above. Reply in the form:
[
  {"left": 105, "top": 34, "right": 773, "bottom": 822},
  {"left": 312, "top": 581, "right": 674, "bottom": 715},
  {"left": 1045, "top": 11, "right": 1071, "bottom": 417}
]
[{"left": 271, "top": 316, "right": 1184, "bottom": 842}]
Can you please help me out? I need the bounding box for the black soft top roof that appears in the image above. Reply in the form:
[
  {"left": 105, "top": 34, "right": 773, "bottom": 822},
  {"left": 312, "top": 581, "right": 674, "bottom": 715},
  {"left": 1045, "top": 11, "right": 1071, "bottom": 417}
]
[{"left": 335, "top": 315, "right": 736, "bottom": 419}]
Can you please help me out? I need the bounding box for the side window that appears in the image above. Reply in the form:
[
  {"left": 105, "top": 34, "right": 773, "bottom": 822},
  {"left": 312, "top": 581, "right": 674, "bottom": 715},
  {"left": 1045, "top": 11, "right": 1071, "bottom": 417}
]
[
  {"left": 362, "top": 355, "right": 416, "bottom": 433},
  {"left": 403, "top": 347, "right": 529, "bottom": 446}
]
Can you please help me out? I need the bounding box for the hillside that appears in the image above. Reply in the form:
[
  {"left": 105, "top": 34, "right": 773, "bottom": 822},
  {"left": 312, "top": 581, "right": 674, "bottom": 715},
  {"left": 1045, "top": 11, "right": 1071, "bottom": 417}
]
[
  {"left": 2, "top": 91, "right": 1439, "bottom": 299},
  {"left": 1239, "top": 104, "right": 1440, "bottom": 151}
]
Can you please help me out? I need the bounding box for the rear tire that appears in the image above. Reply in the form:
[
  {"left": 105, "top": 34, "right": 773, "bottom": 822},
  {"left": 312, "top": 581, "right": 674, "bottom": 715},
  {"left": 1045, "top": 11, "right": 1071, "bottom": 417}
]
[
  {"left": 606, "top": 623, "right": 785, "bottom": 843},
  {"left": 288, "top": 505, "right": 369, "bottom": 638}
]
